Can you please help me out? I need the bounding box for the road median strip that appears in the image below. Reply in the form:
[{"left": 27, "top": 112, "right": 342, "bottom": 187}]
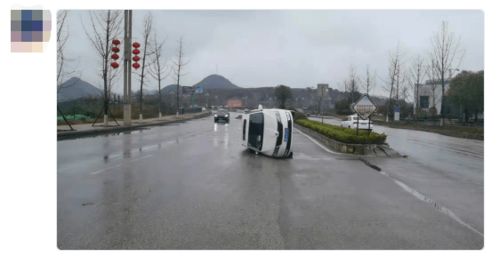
[{"left": 294, "top": 119, "right": 401, "bottom": 157}]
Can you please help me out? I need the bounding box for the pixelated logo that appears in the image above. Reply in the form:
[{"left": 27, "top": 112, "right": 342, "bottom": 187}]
[{"left": 11, "top": 10, "right": 51, "bottom": 52}]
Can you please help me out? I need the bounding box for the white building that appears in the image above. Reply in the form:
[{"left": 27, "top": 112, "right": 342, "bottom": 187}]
[{"left": 414, "top": 80, "right": 450, "bottom": 115}]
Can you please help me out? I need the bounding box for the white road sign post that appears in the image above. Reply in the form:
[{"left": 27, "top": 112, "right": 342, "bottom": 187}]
[{"left": 352, "top": 94, "right": 377, "bottom": 135}]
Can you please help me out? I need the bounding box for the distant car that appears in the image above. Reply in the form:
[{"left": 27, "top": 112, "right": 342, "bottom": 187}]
[
  {"left": 214, "top": 110, "right": 230, "bottom": 123},
  {"left": 341, "top": 114, "right": 373, "bottom": 130},
  {"left": 235, "top": 114, "right": 243, "bottom": 119},
  {"left": 241, "top": 108, "right": 293, "bottom": 158}
]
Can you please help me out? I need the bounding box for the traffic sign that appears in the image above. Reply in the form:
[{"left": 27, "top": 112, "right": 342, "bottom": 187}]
[{"left": 352, "top": 94, "right": 377, "bottom": 120}]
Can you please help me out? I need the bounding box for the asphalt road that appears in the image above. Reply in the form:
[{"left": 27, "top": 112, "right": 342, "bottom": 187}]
[
  {"left": 310, "top": 116, "right": 484, "bottom": 234},
  {"left": 58, "top": 114, "right": 483, "bottom": 249}
]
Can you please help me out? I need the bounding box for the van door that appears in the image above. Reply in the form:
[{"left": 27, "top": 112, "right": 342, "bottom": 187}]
[{"left": 248, "top": 112, "right": 264, "bottom": 151}]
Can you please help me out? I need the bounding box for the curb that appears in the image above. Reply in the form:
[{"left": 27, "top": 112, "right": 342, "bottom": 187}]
[
  {"left": 57, "top": 112, "right": 210, "bottom": 140},
  {"left": 294, "top": 123, "right": 401, "bottom": 157}
]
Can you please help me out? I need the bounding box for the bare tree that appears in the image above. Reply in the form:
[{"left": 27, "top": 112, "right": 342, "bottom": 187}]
[
  {"left": 316, "top": 85, "right": 328, "bottom": 123},
  {"left": 425, "top": 59, "right": 440, "bottom": 115},
  {"left": 346, "top": 66, "right": 359, "bottom": 104},
  {"left": 56, "top": 10, "right": 74, "bottom": 130},
  {"left": 149, "top": 33, "right": 169, "bottom": 118},
  {"left": 429, "top": 21, "right": 463, "bottom": 125},
  {"left": 57, "top": 11, "right": 80, "bottom": 91},
  {"left": 400, "top": 84, "right": 410, "bottom": 102},
  {"left": 384, "top": 46, "right": 402, "bottom": 122},
  {"left": 137, "top": 13, "right": 153, "bottom": 120},
  {"left": 57, "top": 11, "right": 69, "bottom": 90},
  {"left": 84, "top": 10, "right": 123, "bottom": 126},
  {"left": 173, "top": 37, "right": 188, "bottom": 116},
  {"left": 362, "top": 66, "right": 376, "bottom": 95},
  {"left": 409, "top": 55, "right": 426, "bottom": 118}
]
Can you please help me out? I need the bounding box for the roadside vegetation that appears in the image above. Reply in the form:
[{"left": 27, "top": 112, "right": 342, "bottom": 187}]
[{"left": 295, "top": 118, "right": 386, "bottom": 145}]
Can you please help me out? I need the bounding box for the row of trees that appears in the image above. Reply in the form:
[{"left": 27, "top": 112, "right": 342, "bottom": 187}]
[
  {"left": 245, "top": 21, "right": 479, "bottom": 126},
  {"left": 340, "top": 21, "right": 466, "bottom": 124},
  {"left": 385, "top": 21, "right": 464, "bottom": 124},
  {"left": 57, "top": 11, "right": 188, "bottom": 127}
]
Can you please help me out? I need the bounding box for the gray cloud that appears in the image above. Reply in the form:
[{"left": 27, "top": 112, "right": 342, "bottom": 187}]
[{"left": 63, "top": 10, "right": 483, "bottom": 96}]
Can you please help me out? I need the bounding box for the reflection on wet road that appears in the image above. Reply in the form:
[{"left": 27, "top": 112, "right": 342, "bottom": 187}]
[{"left": 58, "top": 114, "right": 483, "bottom": 249}]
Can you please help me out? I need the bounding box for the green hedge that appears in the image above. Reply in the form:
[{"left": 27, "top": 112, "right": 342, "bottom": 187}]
[{"left": 295, "top": 118, "right": 386, "bottom": 144}]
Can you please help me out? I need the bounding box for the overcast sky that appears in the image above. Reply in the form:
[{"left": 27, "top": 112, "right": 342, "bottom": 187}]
[{"left": 63, "top": 10, "right": 483, "bottom": 96}]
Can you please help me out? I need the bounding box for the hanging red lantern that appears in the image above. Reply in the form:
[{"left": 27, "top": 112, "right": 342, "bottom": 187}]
[
  {"left": 132, "top": 56, "right": 141, "bottom": 62},
  {"left": 112, "top": 39, "right": 121, "bottom": 45},
  {"left": 132, "top": 63, "right": 140, "bottom": 69},
  {"left": 112, "top": 47, "right": 120, "bottom": 53},
  {"left": 111, "top": 53, "right": 119, "bottom": 60},
  {"left": 111, "top": 62, "right": 119, "bottom": 69},
  {"left": 132, "top": 49, "right": 140, "bottom": 55},
  {"left": 132, "top": 42, "right": 141, "bottom": 48}
]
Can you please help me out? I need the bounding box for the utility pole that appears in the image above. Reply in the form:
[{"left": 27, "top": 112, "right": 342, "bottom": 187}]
[
  {"left": 123, "top": 10, "right": 132, "bottom": 126},
  {"left": 320, "top": 87, "right": 324, "bottom": 124}
]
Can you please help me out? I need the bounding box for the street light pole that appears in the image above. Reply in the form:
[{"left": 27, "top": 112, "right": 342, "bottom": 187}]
[{"left": 123, "top": 10, "right": 132, "bottom": 126}]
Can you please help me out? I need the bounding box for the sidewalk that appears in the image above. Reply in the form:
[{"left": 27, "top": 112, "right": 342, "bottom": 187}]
[{"left": 57, "top": 111, "right": 210, "bottom": 140}]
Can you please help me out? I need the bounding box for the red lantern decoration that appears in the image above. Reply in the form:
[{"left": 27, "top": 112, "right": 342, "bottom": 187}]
[
  {"left": 132, "top": 49, "right": 140, "bottom": 55},
  {"left": 132, "top": 56, "right": 141, "bottom": 62},
  {"left": 132, "top": 63, "right": 140, "bottom": 69},
  {"left": 110, "top": 39, "right": 121, "bottom": 68},
  {"left": 132, "top": 42, "right": 141, "bottom": 48}
]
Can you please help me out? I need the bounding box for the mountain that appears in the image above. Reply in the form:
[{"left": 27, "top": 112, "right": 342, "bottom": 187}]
[
  {"left": 160, "top": 84, "right": 187, "bottom": 95},
  {"left": 192, "top": 74, "right": 240, "bottom": 90},
  {"left": 159, "top": 74, "right": 239, "bottom": 94},
  {"left": 57, "top": 77, "right": 102, "bottom": 102}
]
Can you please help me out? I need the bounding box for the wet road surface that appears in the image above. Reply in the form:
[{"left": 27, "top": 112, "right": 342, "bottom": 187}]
[
  {"left": 58, "top": 115, "right": 483, "bottom": 249},
  {"left": 310, "top": 116, "right": 484, "bottom": 235}
]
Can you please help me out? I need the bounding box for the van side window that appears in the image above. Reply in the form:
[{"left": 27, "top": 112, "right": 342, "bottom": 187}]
[{"left": 242, "top": 119, "right": 246, "bottom": 140}]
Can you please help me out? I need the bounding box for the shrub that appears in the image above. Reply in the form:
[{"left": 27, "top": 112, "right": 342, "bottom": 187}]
[
  {"left": 291, "top": 110, "right": 307, "bottom": 121},
  {"left": 295, "top": 118, "right": 386, "bottom": 144}
]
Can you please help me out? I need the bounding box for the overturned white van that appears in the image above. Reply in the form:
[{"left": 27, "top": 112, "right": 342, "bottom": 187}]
[{"left": 241, "top": 108, "right": 294, "bottom": 158}]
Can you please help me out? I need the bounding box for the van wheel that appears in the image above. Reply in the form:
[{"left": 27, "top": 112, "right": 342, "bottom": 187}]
[{"left": 288, "top": 152, "right": 293, "bottom": 159}]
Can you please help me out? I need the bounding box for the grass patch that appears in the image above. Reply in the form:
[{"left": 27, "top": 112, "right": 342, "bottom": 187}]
[{"left": 295, "top": 118, "right": 386, "bottom": 144}]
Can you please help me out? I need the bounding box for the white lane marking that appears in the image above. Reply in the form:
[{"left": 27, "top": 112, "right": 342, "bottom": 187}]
[
  {"left": 129, "top": 154, "right": 153, "bottom": 162},
  {"left": 379, "top": 170, "right": 484, "bottom": 237},
  {"left": 295, "top": 128, "right": 347, "bottom": 156},
  {"left": 297, "top": 127, "right": 483, "bottom": 237},
  {"left": 91, "top": 163, "right": 122, "bottom": 175}
]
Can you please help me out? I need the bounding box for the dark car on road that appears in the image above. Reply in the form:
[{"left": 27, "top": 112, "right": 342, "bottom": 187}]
[{"left": 214, "top": 110, "right": 230, "bottom": 123}]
